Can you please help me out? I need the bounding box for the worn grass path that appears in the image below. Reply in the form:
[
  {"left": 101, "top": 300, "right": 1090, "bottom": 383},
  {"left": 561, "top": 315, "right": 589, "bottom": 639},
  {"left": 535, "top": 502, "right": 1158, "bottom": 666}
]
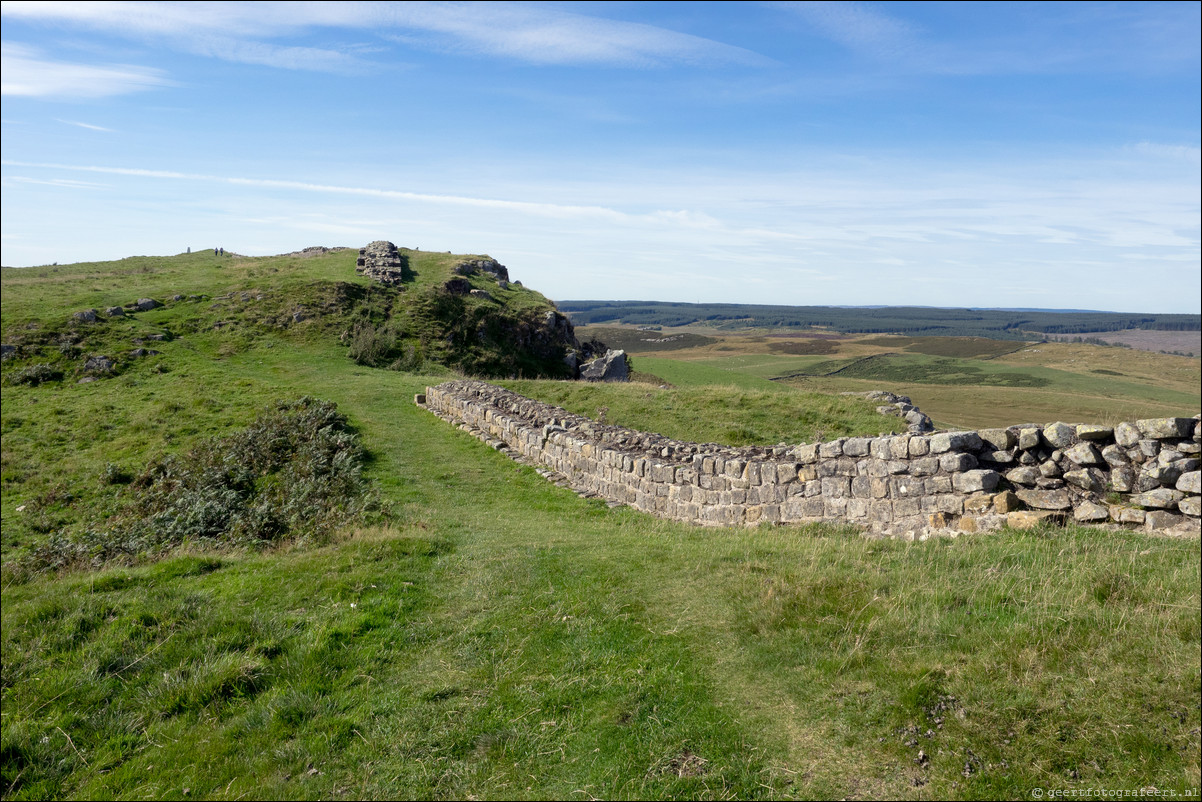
[{"left": 4, "top": 340, "right": 1199, "bottom": 800}]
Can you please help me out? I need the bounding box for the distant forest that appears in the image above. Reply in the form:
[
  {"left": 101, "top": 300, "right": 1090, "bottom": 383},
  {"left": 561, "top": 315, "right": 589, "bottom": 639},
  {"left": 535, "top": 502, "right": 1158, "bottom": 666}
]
[{"left": 558, "top": 301, "right": 1201, "bottom": 341}]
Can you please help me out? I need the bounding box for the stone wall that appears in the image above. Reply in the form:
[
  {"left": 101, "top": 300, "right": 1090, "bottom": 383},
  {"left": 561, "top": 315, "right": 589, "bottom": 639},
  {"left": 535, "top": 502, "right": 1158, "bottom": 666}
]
[{"left": 420, "top": 380, "right": 1201, "bottom": 538}]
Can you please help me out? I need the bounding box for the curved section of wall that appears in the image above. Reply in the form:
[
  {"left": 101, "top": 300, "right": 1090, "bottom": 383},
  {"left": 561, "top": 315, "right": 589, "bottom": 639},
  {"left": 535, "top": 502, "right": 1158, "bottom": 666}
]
[{"left": 420, "top": 380, "right": 1201, "bottom": 538}]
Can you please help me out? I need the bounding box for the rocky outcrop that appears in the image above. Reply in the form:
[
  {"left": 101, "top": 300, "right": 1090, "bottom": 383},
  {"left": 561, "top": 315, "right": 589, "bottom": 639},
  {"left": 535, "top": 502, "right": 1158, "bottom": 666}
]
[
  {"left": 421, "top": 381, "right": 1200, "bottom": 539},
  {"left": 580, "top": 350, "right": 630, "bottom": 382},
  {"left": 356, "top": 241, "right": 408, "bottom": 286},
  {"left": 454, "top": 258, "right": 509, "bottom": 282}
]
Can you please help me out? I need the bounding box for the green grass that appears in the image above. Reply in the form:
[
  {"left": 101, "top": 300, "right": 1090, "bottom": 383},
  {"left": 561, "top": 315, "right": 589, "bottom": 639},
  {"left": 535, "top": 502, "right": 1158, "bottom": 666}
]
[
  {"left": 502, "top": 380, "right": 903, "bottom": 445},
  {"left": 2, "top": 251, "right": 1200, "bottom": 800}
]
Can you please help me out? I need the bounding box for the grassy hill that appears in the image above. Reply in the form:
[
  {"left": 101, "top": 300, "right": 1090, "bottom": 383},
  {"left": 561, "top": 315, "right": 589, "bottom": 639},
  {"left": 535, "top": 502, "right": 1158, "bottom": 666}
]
[{"left": 1, "top": 248, "right": 1199, "bottom": 800}]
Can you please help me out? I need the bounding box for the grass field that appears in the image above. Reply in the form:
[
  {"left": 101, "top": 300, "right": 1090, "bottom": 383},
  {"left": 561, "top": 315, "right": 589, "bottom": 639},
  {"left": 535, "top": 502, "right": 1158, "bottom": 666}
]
[
  {"left": 2, "top": 252, "right": 1200, "bottom": 800},
  {"left": 585, "top": 326, "right": 1201, "bottom": 430}
]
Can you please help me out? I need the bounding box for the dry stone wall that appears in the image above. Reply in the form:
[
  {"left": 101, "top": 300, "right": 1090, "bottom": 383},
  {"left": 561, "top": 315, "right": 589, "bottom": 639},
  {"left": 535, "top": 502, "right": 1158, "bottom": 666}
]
[{"left": 420, "top": 380, "right": 1201, "bottom": 538}]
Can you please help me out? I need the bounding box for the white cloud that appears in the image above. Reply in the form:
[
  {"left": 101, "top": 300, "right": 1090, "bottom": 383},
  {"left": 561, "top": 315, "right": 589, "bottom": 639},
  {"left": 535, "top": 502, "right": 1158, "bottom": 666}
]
[
  {"left": 1, "top": 1, "right": 767, "bottom": 70},
  {"left": 56, "top": 119, "right": 115, "bottom": 132},
  {"left": 0, "top": 42, "right": 171, "bottom": 97}
]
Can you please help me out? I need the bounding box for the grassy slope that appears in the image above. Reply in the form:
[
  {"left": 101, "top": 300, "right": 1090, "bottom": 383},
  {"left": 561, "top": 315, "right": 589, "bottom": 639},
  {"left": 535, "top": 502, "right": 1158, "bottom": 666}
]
[{"left": 2, "top": 253, "right": 1200, "bottom": 800}]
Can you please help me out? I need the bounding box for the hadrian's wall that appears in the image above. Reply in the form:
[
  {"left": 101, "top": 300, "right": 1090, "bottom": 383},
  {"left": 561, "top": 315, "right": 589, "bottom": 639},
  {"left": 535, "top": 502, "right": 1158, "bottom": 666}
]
[{"left": 419, "top": 380, "right": 1202, "bottom": 538}]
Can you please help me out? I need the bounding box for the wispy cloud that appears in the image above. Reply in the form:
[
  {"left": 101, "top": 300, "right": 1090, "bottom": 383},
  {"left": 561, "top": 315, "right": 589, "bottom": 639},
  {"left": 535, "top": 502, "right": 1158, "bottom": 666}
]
[
  {"left": 1134, "top": 141, "right": 1202, "bottom": 165},
  {"left": 0, "top": 42, "right": 171, "bottom": 98},
  {"left": 1, "top": 1, "right": 767, "bottom": 70},
  {"left": 56, "top": 119, "right": 115, "bottom": 132}
]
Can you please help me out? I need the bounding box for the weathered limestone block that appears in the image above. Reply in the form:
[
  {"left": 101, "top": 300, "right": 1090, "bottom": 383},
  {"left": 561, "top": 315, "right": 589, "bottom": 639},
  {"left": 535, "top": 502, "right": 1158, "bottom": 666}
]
[
  {"left": 909, "top": 457, "right": 939, "bottom": 476},
  {"left": 843, "top": 437, "right": 871, "bottom": 457},
  {"left": 1063, "top": 468, "right": 1106, "bottom": 493},
  {"left": 1136, "top": 418, "right": 1194, "bottom": 439},
  {"left": 981, "top": 450, "right": 1015, "bottom": 465},
  {"left": 819, "top": 439, "right": 845, "bottom": 458},
  {"left": 1063, "top": 442, "right": 1104, "bottom": 467},
  {"left": 793, "top": 444, "right": 818, "bottom": 464},
  {"left": 869, "top": 438, "right": 892, "bottom": 459},
  {"left": 1006, "top": 466, "right": 1040, "bottom": 486},
  {"left": 1132, "top": 489, "right": 1184, "bottom": 509},
  {"left": 993, "top": 490, "right": 1022, "bottom": 513},
  {"left": 1016, "top": 488, "right": 1072, "bottom": 510},
  {"left": 1109, "top": 466, "right": 1136, "bottom": 493},
  {"left": 1038, "top": 460, "right": 1062, "bottom": 479},
  {"left": 821, "top": 477, "right": 850, "bottom": 497},
  {"left": 1145, "top": 463, "right": 1185, "bottom": 487},
  {"left": 1075, "top": 424, "right": 1113, "bottom": 441},
  {"left": 890, "top": 436, "right": 912, "bottom": 460},
  {"left": 1177, "top": 471, "right": 1201, "bottom": 494},
  {"left": 1074, "top": 501, "right": 1110, "bottom": 522},
  {"left": 1042, "top": 422, "right": 1077, "bottom": 449},
  {"left": 908, "top": 437, "right": 930, "bottom": 457},
  {"left": 1101, "top": 444, "right": 1130, "bottom": 467},
  {"left": 978, "top": 428, "right": 1016, "bottom": 451},
  {"left": 952, "top": 470, "right": 1000, "bottom": 493},
  {"left": 893, "top": 497, "right": 921, "bottom": 517},
  {"left": 1114, "top": 421, "right": 1141, "bottom": 447},
  {"left": 941, "top": 453, "right": 978, "bottom": 473},
  {"left": 1111, "top": 506, "right": 1145, "bottom": 524},
  {"left": 1017, "top": 428, "right": 1042, "bottom": 450},
  {"left": 928, "top": 476, "right": 953, "bottom": 493},
  {"left": 1179, "top": 496, "right": 1200, "bottom": 517},
  {"left": 1007, "top": 510, "right": 1067, "bottom": 528},
  {"left": 930, "top": 431, "right": 983, "bottom": 454},
  {"left": 963, "top": 493, "right": 994, "bottom": 513},
  {"left": 1145, "top": 510, "right": 1186, "bottom": 531},
  {"left": 1137, "top": 440, "right": 1161, "bottom": 459}
]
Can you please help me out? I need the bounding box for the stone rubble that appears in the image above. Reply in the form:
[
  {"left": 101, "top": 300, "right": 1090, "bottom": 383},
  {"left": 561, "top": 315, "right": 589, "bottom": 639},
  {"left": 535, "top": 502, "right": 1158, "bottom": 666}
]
[
  {"left": 420, "top": 380, "right": 1200, "bottom": 539},
  {"left": 355, "top": 240, "right": 408, "bottom": 286}
]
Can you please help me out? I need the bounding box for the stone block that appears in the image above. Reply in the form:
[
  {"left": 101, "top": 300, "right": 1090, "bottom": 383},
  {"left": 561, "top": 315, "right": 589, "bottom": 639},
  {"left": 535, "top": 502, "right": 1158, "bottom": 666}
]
[
  {"left": 1017, "top": 428, "right": 1042, "bottom": 450},
  {"left": 777, "top": 463, "right": 800, "bottom": 484},
  {"left": 846, "top": 498, "right": 869, "bottom": 519},
  {"left": 890, "top": 476, "right": 919, "bottom": 497},
  {"left": 1016, "top": 488, "right": 1072, "bottom": 510},
  {"left": 1114, "top": 421, "right": 1140, "bottom": 447},
  {"left": 978, "top": 428, "right": 1016, "bottom": 451},
  {"left": 890, "top": 436, "right": 911, "bottom": 460},
  {"left": 1101, "top": 444, "right": 1130, "bottom": 467},
  {"left": 1042, "top": 422, "right": 1077, "bottom": 448},
  {"left": 1132, "top": 489, "right": 1184, "bottom": 509},
  {"left": 818, "top": 440, "right": 845, "bottom": 458},
  {"left": 821, "top": 476, "right": 850, "bottom": 497},
  {"left": 1175, "top": 470, "right": 1200, "bottom": 494},
  {"left": 824, "top": 495, "right": 848, "bottom": 515},
  {"left": 798, "top": 466, "right": 818, "bottom": 482},
  {"left": 930, "top": 431, "right": 983, "bottom": 454},
  {"left": 963, "top": 493, "right": 994, "bottom": 513},
  {"left": 1063, "top": 442, "right": 1103, "bottom": 467},
  {"left": 982, "top": 450, "right": 1015, "bottom": 465},
  {"left": 1136, "top": 417, "right": 1194, "bottom": 439},
  {"left": 1038, "top": 460, "right": 1062, "bottom": 479},
  {"left": 911, "top": 457, "right": 940, "bottom": 476},
  {"left": 1075, "top": 424, "right": 1113, "bottom": 441},
  {"left": 928, "top": 512, "right": 957, "bottom": 529},
  {"left": 993, "top": 490, "right": 1022, "bottom": 513},
  {"left": 1111, "top": 506, "right": 1145, "bottom": 524},
  {"left": 1109, "top": 466, "right": 1135, "bottom": 493},
  {"left": 844, "top": 437, "right": 871, "bottom": 457},
  {"left": 1073, "top": 501, "right": 1110, "bottom": 522},
  {"left": 869, "top": 438, "right": 892, "bottom": 459},
  {"left": 887, "top": 460, "right": 909, "bottom": 475},
  {"left": 1005, "top": 466, "right": 1040, "bottom": 486},
  {"left": 1145, "top": 510, "right": 1186, "bottom": 531},
  {"left": 893, "top": 497, "right": 920, "bottom": 517},
  {"left": 1179, "top": 496, "right": 1200, "bottom": 517},
  {"left": 851, "top": 475, "right": 873, "bottom": 498},
  {"left": 1007, "top": 510, "right": 1067, "bottom": 529},
  {"left": 794, "top": 444, "right": 818, "bottom": 463},
  {"left": 908, "top": 437, "right": 930, "bottom": 457},
  {"left": 952, "top": 469, "right": 1001, "bottom": 493},
  {"left": 1063, "top": 468, "right": 1105, "bottom": 493},
  {"left": 929, "top": 476, "right": 953, "bottom": 493},
  {"left": 940, "top": 453, "right": 978, "bottom": 473}
]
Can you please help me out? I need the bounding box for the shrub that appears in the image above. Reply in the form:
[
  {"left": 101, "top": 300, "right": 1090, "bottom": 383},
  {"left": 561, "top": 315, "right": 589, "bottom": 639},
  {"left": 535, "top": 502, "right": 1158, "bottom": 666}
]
[
  {"left": 8, "top": 364, "right": 64, "bottom": 386},
  {"left": 27, "top": 398, "right": 379, "bottom": 571}
]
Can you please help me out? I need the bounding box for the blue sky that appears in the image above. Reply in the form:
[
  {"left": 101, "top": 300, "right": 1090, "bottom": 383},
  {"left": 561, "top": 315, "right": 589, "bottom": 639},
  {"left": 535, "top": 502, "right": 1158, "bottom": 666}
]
[{"left": 2, "top": 1, "right": 1199, "bottom": 312}]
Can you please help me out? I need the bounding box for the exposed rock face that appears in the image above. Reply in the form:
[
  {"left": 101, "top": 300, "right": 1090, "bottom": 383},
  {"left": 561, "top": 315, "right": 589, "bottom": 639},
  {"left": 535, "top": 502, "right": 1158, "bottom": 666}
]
[
  {"left": 133, "top": 298, "right": 159, "bottom": 312},
  {"left": 84, "top": 355, "right": 115, "bottom": 374},
  {"left": 421, "top": 383, "right": 1201, "bottom": 538},
  {"left": 443, "top": 277, "right": 472, "bottom": 295},
  {"left": 581, "top": 350, "right": 630, "bottom": 382},
  {"left": 105, "top": 306, "right": 125, "bottom": 317},
  {"left": 454, "top": 259, "right": 509, "bottom": 282},
  {"left": 356, "top": 241, "right": 408, "bottom": 286}
]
